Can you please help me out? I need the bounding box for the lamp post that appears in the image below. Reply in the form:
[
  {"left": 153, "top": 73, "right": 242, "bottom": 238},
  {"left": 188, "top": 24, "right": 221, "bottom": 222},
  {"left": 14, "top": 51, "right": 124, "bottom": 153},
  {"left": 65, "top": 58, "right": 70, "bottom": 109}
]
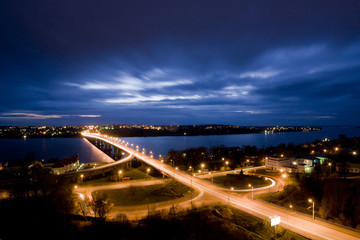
[
  {"left": 309, "top": 199, "right": 315, "bottom": 219},
  {"left": 328, "top": 163, "right": 332, "bottom": 174},
  {"left": 287, "top": 204, "right": 293, "bottom": 229},
  {"left": 118, "top": 170, "right": 122, "bottom": 182},
  {"left": 248, "top": 184, "right": 253, "bottom": 200},
  {"left": 80, "top": 174, "right": 84, "bottom": 186},
  {"left": 147, "top": 168, "right": 150, "bottom": 175}
]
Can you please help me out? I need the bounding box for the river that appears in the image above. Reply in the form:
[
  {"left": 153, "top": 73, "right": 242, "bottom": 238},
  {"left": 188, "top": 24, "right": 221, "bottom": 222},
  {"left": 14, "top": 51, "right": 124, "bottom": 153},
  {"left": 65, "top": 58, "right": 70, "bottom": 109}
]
[{"left": 1, "top": 126, "right": 359, "bottom": 164}]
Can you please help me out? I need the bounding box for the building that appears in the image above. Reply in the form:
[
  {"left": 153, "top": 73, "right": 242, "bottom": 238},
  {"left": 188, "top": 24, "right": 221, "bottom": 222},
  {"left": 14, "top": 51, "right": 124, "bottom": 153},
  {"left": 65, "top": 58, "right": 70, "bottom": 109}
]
[
  {"left": 49, "top": 155, "right": 80, "bottom": 175},
  {"left": 265, "top": 157, "right": 294, "bottom": 171},
  {"left": 336, "top": 162, "right": 360, "bottom": 174},
  {"left": 296, "top": 164, "right": 313, "bottom": 173}
]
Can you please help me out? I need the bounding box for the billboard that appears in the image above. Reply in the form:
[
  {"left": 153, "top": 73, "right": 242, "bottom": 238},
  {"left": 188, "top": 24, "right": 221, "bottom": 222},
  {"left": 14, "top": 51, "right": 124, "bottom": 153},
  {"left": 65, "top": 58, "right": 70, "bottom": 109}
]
[{"left": 270, "top": 216, "right": 281, "bottom": 226}]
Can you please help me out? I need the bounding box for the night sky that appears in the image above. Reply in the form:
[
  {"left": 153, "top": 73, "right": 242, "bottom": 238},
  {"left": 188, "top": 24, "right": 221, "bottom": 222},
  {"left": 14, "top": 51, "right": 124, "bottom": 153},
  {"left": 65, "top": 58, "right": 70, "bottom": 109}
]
[{"left": 1, "top": 0, "right": 360, "bottom": 126}]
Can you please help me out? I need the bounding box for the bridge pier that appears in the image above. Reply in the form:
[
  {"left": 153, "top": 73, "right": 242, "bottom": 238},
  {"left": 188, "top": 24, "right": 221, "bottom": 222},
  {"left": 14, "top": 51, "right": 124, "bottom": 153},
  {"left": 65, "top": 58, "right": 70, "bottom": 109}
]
[{"left": 113, "top": 147, "right": 122, "bottom": 160}]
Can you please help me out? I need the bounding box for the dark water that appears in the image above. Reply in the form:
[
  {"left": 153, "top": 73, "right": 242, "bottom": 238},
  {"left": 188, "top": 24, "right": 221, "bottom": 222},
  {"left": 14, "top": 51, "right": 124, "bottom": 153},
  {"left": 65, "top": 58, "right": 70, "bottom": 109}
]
[
  {"left": 118, "top": 126, "right": 360, "bottom": 158},
  {"left": 0, "top": 138, "right": 113, "bottom": 164},
  {"left": 1, "top": 126, "right": 359, "bottom": 164}
]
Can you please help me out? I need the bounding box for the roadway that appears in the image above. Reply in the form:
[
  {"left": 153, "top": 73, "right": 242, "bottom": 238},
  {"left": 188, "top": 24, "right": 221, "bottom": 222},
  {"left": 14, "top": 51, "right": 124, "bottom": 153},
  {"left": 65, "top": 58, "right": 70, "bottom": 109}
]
[{"left": 82, "top": 132, "right": 360, "bottom": 240}]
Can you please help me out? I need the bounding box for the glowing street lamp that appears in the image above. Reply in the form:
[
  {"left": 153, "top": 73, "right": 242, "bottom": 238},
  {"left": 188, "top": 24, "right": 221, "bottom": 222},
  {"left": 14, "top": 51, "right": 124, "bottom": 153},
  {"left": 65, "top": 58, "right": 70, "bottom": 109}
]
[
  {"left": 308, "top": 199, "right": 315, "bottom": 219},
  {"left": 118, "top": 170, "right": 122, "bottom": 182},
  {"left": 80, "top": 174, "right": 84, "bottom": 185},
  {"left": 328, "top": 163, "right": 332, "bottom": 173},
  {"left": 353, "top": 151, "right": 357, "bottom": 156},
  {"left": 287, "top": 204, "right": 293, "bottom": 229},
  {"left": 248, "top": 184, "right": 254, "bottom": 200},
  {"left": 147, "top": 168, "right": 150, "bottom": 175}
]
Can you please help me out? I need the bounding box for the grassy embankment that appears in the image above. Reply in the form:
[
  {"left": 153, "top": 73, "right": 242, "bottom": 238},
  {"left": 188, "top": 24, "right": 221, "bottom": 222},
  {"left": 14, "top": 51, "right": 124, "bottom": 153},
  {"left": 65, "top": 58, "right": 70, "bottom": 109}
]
[
  {"left": 72, "top": 204, "right": 310, "bottom": 240},
  {"left": 81, "top": 166, "right": 157, "bottom": 186},
  {"left": 95, "top": 180, "right": 192, "bottom": 206}
]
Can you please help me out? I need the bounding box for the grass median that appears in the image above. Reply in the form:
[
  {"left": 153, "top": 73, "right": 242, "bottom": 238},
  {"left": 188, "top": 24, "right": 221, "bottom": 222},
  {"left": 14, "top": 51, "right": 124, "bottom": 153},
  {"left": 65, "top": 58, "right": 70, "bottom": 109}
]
[{"left": 94, "top": 180, "right": 193, "bottom": 206}]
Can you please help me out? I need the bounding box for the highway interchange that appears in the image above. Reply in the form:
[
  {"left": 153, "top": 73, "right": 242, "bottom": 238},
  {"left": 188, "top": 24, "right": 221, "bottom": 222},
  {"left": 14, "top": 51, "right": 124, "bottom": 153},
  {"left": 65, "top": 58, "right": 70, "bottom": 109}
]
[{"left": 81, "top": 132, "right": 360, "bottom": 240}]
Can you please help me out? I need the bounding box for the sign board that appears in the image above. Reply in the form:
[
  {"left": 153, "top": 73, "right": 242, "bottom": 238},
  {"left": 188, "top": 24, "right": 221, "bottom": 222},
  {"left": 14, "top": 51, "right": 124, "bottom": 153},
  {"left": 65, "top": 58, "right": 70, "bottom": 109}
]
[{"left": 270, "top": 216, "right": 281, "bottom": 226}]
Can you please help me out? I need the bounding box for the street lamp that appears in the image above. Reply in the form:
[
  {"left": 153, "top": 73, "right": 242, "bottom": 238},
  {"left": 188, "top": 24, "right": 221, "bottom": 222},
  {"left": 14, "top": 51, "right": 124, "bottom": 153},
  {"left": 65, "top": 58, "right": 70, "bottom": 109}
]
[
  {"left": 147, "top": 168, "right": 150, "bottom": 175},
  {"left": 248, "top": 184, "right": 254, "bottom": 200},
  {"left": 118, "top": 170, "right": 122, "bottom": 182},
  {"left": 308, "top": 199, "right": 315, "bottom": 219},
  {"left": 225, "top": 161, "right": 229, "bottom": 169},
  {"left": 328, "top": 163, "right": 332, "bottom": 174},
  {"left": 80, "top": 174, "right": 84, "bottom": 185},
  {"left": 287, "top": 204, "right": 293, "bottom": 229}
]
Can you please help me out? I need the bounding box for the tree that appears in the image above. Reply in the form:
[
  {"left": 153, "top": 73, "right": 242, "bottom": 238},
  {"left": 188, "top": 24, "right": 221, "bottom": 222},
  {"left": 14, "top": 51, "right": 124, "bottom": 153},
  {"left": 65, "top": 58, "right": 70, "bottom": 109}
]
[{"left": 90, "top": 191, "right": 113, "bottom": 219}]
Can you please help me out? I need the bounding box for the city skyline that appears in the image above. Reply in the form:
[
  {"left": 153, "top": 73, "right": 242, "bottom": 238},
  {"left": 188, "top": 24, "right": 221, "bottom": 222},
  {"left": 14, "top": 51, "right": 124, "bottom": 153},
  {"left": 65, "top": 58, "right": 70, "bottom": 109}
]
[{"left": 1, "top": 1, "right": 360, "bottom": 126}]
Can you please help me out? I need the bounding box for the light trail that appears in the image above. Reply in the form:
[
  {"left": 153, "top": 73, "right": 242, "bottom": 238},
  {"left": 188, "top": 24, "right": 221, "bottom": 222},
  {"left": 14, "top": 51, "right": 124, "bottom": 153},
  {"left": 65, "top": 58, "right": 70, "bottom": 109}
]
[{"left": 82, "top": 132, "right": 360, "bottom": 240}]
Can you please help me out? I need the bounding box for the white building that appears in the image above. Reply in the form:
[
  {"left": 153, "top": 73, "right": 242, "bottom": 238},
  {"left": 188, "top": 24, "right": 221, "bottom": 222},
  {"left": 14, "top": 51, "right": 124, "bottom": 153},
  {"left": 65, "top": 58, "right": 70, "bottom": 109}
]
[
  {"left": 51, "top": 155, "right": 80, "bottom": 175},
  {"left": 265, "top": 157, "right": 293, "bottom": 171}
]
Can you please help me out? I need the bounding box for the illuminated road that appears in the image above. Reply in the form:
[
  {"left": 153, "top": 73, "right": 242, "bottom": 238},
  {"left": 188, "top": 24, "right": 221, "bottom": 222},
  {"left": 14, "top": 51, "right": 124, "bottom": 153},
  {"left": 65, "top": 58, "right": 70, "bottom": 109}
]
[{"left": 82, "top": 132, "right": 360, "bottom": 240}]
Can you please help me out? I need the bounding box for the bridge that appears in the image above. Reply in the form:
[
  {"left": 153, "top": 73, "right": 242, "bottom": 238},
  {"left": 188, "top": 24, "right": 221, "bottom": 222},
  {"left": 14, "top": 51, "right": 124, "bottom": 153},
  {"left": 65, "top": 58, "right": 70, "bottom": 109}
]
[{"left": 81, "top": 132, "right": 360, "bottom": 240}]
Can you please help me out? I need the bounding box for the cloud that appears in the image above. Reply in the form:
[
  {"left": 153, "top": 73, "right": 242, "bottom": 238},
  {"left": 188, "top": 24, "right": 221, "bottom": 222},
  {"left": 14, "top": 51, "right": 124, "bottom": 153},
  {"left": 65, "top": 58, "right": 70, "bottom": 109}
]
[
  {"left": 67, "top": 70, "right": 194, "bottom": 92},
  {"left": 238, "top": 70, "right": 281, "bottom": 79},
  {"left": 316, "top": 116, "right": 335, "bottom": 119},
  {"left": 103, "top": 94, "right": 201, "bottom": 104},
  {"left": 0, "top": 113, "right": 101, "bottom": 120}
]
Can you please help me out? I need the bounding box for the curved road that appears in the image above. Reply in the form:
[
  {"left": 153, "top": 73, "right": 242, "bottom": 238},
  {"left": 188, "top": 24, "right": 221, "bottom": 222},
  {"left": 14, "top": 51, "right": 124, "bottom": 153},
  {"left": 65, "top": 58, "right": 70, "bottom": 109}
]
[{"left": 82, "top": 132, "right": 360, "bottom": 240}]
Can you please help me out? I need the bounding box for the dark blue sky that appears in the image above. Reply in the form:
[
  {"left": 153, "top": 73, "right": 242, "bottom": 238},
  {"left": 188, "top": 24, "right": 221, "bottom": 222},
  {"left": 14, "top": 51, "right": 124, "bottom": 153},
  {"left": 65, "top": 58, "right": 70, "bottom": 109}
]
[{"left": 1, "top": 0, "right": 360, "bottom": 126}]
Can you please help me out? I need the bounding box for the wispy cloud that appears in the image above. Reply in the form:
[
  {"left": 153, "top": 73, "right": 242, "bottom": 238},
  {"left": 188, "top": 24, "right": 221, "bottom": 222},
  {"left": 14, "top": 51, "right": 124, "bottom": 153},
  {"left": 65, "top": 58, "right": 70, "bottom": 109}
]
[
  {"left": 316, "top": 116, "right": 335, "bottom": 119},
  {"left": 239, "top": 70, "right": 281, "bottom": 79},
  {"left": 0, "top": 113, "right": 101, "bottom": 120},
  {"left": 233, "top": 110, "right": 268, "bottom": 114},
  {"left": 103, "top": 94, "right": 201, "bottom": 104},
  {"left": 67, "top": 70, "right": 193, "bottom": 91}
]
